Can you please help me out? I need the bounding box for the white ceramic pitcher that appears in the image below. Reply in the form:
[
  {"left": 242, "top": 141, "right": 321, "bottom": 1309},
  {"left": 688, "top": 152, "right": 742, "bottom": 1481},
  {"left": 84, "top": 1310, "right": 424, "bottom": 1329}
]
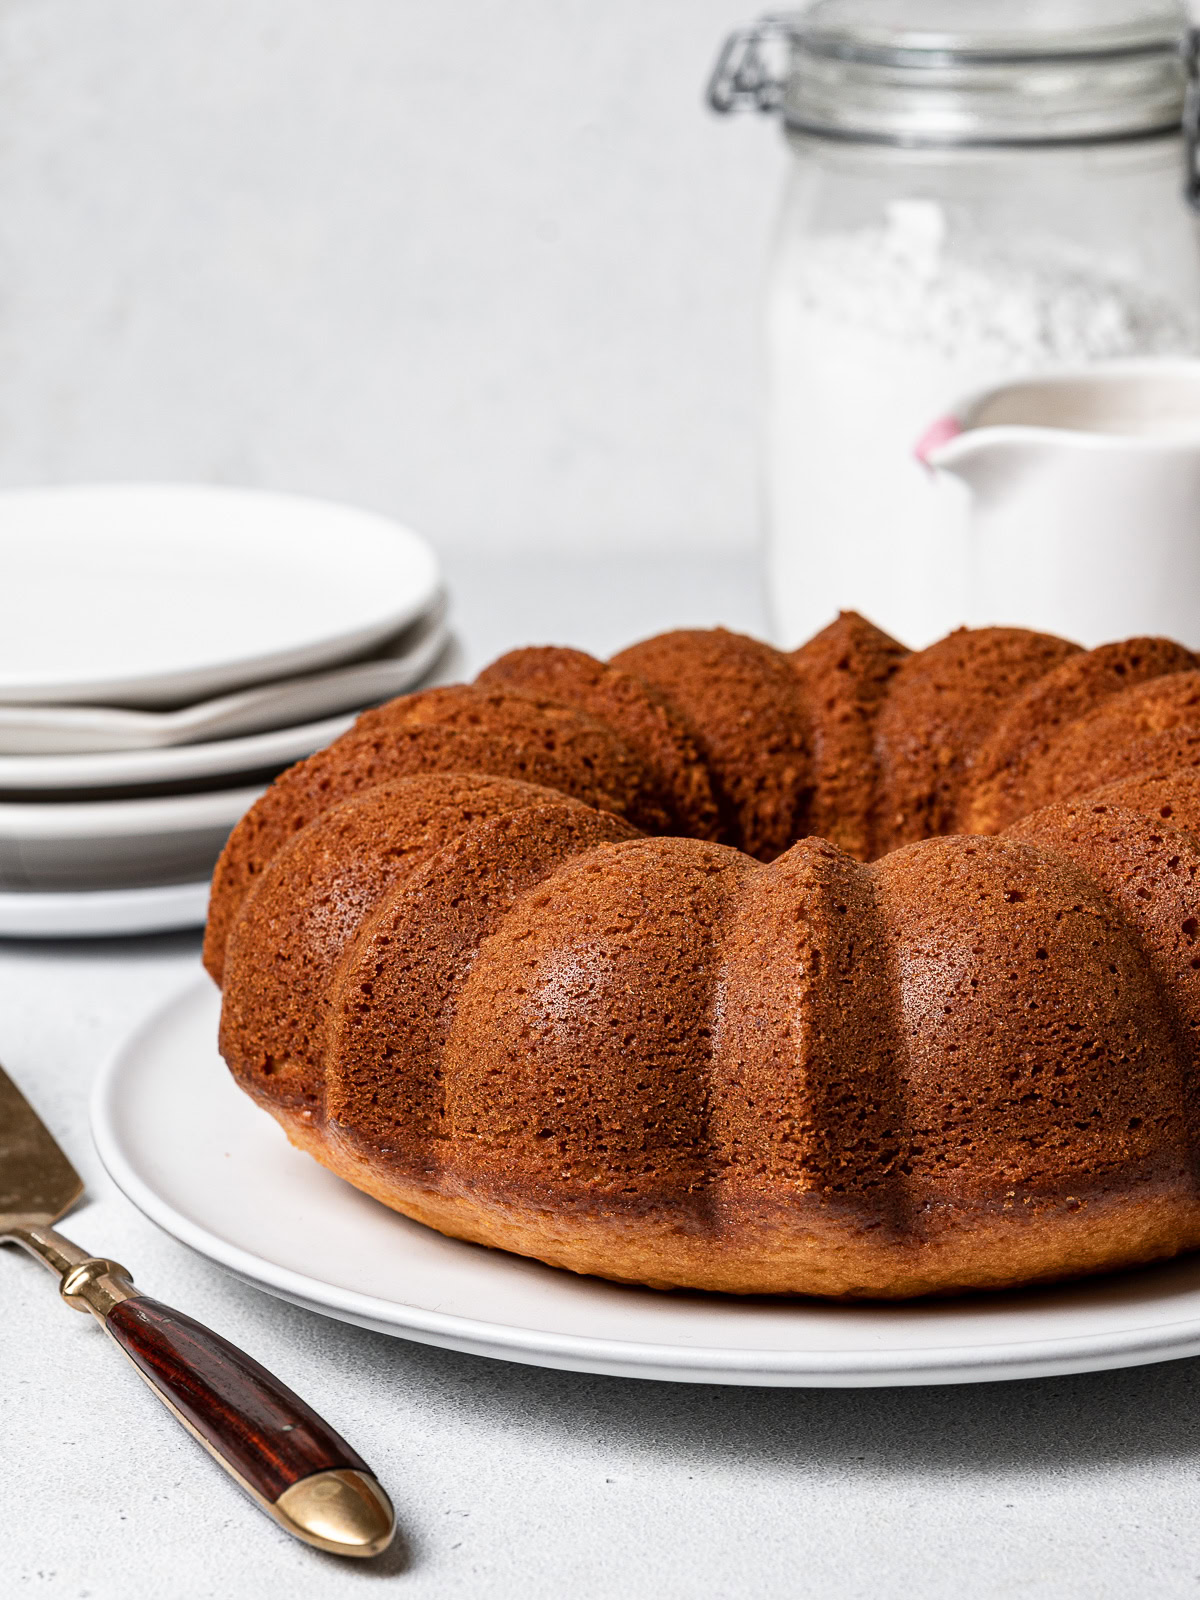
[{"left": 919, "top": 360, "right": 1200, "bottom": 647}]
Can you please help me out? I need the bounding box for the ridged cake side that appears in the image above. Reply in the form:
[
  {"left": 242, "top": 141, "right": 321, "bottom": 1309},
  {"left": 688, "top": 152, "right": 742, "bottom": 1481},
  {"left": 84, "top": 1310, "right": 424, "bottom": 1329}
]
[
  {"left": 964, "top": 638, "right": 1200, "bottom": 834},
  {"left": 788, "top": 611, "right": 910, "bottom": 860},
  {"left": 476, "top": 645, "right": 720, "bottom": 841},
  {"left": 204, "top": 685, "right": 658, "bottom": 983},
  {"left": 609, "top": 628, "right": 814, "bottom": 860}
]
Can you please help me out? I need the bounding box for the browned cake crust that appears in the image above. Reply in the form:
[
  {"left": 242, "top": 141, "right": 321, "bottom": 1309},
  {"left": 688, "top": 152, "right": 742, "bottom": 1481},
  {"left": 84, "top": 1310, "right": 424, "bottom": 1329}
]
[
  {"left": 873, "top": 626, "right": 1079, "bottom": 853},
  {"left": 789, "top": 610, "right": 909, "bottom": 860},
  {"left": 1004, "top": 670, "right": 1200, "bottom": 818},
  {"left": 219, "top": 774, "right": 621, "bottom": 1115},
  {"left": 264, "top": 1121, "right": 1200, "bottom": 1297},
  {"left": 324, "top": 806, "right": 641, "bottom": 1179},
  {"left": 610, "top": 627, "right": 812, "bottom": 860},
  {"left": 204, "top": 687, "right": 654, "bottom": 983},
  {"left": 209, "top": 616, "right": 1200, "bottom": 1300},
  {"left": 966, "top": 638, "right": 1200, "bottom": 834},
  {"left": 475, "top": 645, "right": 719, "bottom": 839},
  {"left": 1080, "top": 768, "right": 1200, "bottom": 835},
  {"left": 353, "top": 684, "right": 666, "bottom": 832},
  {"left": 1008, "top": 793, "right": 1200, "bottom": 1149}
]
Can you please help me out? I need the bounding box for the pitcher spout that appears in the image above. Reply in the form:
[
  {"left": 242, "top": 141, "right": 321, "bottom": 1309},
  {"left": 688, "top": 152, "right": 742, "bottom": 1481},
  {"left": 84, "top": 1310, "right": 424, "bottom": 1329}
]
[{"left": 918, "top": 419, "right": 1055, "bottom": 496}]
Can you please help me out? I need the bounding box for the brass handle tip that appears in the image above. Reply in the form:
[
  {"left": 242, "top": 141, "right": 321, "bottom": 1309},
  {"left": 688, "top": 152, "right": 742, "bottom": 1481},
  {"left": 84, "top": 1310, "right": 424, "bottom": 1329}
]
[{"left": 273, "top": 1469, "right": 396, "bottom": 1558}]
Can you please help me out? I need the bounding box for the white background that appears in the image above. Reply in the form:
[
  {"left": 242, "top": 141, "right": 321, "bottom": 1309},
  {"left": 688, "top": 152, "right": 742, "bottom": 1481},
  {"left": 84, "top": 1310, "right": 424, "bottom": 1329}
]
[{"left": 0, "top": 0, "right": 780, "bottom": 557}]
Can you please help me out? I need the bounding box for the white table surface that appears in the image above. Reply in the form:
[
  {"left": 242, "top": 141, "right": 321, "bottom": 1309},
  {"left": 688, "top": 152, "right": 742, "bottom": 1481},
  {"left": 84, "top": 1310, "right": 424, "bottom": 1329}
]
[{"left": 5, "top": 551, "right": 1200, "bottom": 1600}]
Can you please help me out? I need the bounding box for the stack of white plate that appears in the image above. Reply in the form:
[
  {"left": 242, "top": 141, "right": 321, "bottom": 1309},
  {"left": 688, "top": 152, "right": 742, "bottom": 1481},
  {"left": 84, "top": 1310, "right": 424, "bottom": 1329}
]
[{"left": 0, "top": 484, "right": 450, "bottom": 939}]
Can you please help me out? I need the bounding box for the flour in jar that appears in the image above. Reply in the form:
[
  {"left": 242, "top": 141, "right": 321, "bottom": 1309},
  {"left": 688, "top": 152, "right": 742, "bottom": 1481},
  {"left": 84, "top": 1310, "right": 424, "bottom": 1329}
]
[{"left": 765, "top": 198, "right": 1200, "bottom": 648}]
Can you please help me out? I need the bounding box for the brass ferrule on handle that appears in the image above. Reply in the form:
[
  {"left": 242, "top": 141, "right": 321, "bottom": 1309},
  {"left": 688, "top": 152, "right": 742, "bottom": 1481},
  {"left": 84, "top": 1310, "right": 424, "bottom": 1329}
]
[{"left": 60, "top": 1255, "right": 140, "bottom": 1319}]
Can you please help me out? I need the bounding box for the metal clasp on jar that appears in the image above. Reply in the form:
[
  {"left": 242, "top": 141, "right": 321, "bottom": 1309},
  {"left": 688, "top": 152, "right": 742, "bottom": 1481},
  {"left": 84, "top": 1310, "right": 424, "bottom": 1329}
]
[{"left": 707, "top": 16, "right": 791, "bottom": 114}]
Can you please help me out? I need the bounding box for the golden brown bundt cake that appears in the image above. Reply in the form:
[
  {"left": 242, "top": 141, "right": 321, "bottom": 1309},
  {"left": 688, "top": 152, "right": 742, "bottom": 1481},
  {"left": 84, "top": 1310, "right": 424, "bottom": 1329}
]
[
  {"left": 475, "top": 645, "right": 720, "bottom": 840},
  {"left": 789, "top": 610, "right": 909, "bottom": 860},
  {"left": 610, "top": 627, "right": 812, "bottom": 860},
  {"left": 208, "top": 614, "right": 1200, "bottom": 1299}
]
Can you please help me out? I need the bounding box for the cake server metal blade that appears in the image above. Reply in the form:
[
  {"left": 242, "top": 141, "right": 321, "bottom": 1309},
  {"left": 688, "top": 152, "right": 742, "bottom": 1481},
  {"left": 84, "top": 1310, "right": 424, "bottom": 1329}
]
[{"left": 0, "top": 1064, "right": 83, "bottom": 1231}]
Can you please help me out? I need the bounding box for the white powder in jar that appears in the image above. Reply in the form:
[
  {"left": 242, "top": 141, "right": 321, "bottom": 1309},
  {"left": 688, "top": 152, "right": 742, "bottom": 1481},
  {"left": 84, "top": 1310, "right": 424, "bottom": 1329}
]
[{"left": 765, "top": 199, "right": 1200, "bottom": 648}]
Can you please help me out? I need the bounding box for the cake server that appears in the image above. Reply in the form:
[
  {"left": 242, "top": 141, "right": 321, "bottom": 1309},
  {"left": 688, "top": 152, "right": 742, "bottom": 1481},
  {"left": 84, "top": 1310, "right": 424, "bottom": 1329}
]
[{"left": 0, "top": 1062, "right": 394, "bottom": 1558}]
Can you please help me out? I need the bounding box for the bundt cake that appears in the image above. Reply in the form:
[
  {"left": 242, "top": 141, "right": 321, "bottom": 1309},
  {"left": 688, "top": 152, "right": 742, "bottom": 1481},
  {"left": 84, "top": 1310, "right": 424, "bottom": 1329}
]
[{"left": 205, "top": 614, "right": 1200, "bottom": 1299}]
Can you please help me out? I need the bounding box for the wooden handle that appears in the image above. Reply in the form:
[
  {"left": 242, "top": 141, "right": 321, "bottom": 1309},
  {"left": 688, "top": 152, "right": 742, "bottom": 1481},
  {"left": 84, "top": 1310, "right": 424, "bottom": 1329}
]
[{"left": 105, "top": 1295, "right": 394, "bottom": 1556}]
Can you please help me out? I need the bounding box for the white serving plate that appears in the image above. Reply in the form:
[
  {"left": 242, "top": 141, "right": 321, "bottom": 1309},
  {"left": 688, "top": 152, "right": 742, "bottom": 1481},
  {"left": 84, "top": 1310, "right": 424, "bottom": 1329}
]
[
  {"left": 0, "top": 785, "right": 262, "bottom": 891},
  {"left": 0, "top": 880, "right": 209, "bottom": 939},
  {"left": 92, "top": 980, "right": 1200, "bottom": 1388},
  {"left": 0, "top": 484, "right": 440, "bottom": 706},
  {"left": 0, "top": 599, "right": 451, "bottom": 757}
]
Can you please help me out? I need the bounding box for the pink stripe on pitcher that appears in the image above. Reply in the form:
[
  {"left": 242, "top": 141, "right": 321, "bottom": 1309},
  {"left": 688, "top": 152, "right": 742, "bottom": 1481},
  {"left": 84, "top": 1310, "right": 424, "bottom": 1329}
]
[{"left": 914, "top": 414, "right": 963, "bottom": 466}]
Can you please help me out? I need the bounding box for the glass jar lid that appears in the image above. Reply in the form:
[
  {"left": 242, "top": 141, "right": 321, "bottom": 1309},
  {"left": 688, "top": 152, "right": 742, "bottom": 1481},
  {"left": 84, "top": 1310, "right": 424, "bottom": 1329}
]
[{"left": 710, "top": 0, "right": 1191, "bottom": 146}]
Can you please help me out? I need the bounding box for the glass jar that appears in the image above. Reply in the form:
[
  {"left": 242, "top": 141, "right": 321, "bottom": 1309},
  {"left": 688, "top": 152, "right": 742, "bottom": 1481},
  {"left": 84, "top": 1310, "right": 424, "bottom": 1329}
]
[{"left": 711, "top": 0, "right": 1200, "bottom": 649}]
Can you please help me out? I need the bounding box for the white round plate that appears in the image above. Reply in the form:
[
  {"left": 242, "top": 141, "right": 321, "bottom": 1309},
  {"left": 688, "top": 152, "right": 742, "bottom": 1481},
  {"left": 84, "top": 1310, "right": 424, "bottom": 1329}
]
[
  {"left": 0, "top": 484, "right": 440, "bottom": 706},
  {"left": 93, "top": 981, "right": 1200, "bottom": 1387},
  {"left": 0, "top": 880, "right": 209, "bottom": 938},
  {"left": 0, "top": 785, "right": 262, "bottom": 891},
  {"left": 0, "top": 601, "right": 451, "bottom": 761}
]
